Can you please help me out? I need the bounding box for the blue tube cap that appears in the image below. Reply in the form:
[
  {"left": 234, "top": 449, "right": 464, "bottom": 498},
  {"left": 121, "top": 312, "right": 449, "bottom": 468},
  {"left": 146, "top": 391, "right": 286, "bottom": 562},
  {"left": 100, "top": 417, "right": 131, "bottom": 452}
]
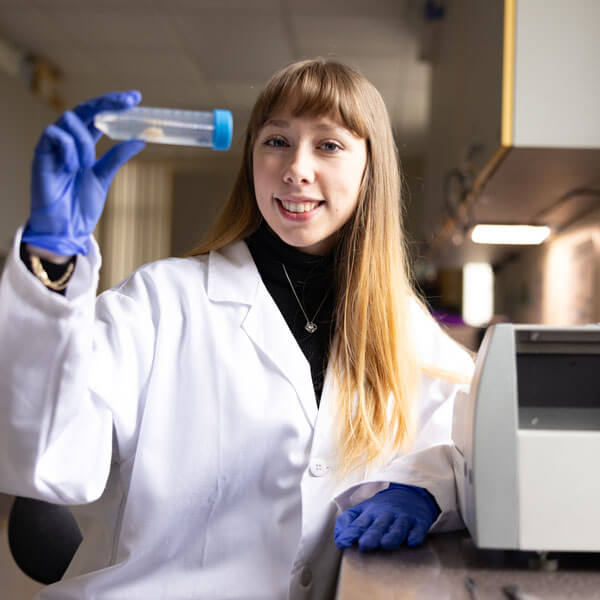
[{"left": 212, "top": 109, "right": 233, "bottom": 151}]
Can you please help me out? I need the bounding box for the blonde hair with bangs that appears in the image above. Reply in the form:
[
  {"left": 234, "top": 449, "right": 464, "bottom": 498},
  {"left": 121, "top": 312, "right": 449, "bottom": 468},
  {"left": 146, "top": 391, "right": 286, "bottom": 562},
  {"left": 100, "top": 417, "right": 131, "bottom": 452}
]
[{"left": 189, "top": 59, "right": 459, "bottom": 477}]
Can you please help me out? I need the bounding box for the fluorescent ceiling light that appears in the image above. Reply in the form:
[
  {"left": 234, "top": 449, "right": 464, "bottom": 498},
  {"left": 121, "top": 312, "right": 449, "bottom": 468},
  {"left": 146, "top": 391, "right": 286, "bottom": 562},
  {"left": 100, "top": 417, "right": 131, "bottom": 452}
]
[
  {"left": 471, "top": 224, "right": 551, "bottom": 245},
  {"left": 463, "top": 263, "right": 494, "bottom": 327}
]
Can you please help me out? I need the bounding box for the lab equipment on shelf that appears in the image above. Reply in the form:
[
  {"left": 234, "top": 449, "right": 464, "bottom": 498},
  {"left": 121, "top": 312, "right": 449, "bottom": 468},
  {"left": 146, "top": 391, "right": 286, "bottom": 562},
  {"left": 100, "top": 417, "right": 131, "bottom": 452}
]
[
  {"left": 94, "top": 107, "right": 233, "bottom": 150},
  {"left": 453, "top": 324, "right": 600, "bottom": 552}
]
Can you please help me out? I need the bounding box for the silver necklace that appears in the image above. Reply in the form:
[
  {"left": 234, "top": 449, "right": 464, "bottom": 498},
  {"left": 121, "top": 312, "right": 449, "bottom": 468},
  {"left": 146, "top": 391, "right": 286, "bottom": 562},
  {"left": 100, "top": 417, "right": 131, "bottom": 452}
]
[{"left": 281, "top": 263, "right": 328, "bottom": 334}]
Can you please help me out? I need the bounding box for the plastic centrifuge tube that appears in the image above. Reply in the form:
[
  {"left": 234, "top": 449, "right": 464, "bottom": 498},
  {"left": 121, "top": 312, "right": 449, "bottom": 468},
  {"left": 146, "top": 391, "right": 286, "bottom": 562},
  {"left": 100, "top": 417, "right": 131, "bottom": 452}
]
[{"left": 94, "top": 107, "right": 233, "bottom": 151}]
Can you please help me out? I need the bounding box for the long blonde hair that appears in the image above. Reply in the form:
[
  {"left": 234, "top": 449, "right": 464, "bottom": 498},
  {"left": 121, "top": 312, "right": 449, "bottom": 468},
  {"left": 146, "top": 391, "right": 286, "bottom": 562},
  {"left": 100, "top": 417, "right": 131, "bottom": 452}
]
[{"left": 190, "top": 59, "right": 424, "bottom": 476}]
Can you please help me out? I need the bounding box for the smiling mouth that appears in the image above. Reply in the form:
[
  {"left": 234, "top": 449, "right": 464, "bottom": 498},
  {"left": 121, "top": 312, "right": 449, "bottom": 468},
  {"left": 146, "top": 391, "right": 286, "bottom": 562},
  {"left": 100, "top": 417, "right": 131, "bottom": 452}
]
[{"left": 275, "top": 197, "right": 325, "bottom": 213}]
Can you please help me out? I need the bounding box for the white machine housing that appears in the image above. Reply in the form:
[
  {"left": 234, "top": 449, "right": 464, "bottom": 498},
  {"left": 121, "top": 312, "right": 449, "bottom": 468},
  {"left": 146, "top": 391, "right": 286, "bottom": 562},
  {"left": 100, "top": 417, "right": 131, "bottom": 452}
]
[{"left": 452, "top": 324, "right": 600, "bottom": 552}]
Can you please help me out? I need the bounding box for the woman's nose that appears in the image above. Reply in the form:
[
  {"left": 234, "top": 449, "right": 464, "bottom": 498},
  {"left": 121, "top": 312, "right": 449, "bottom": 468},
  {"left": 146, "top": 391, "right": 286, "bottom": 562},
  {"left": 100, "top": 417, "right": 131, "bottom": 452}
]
[{"left": 283, "top": 147, "right": 315, "bottom": 184}]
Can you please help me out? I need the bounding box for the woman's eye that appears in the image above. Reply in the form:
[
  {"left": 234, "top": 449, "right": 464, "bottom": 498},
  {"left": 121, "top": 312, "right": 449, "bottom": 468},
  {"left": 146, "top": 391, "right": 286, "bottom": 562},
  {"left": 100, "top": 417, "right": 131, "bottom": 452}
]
[
  {"left": 264, "top": 137, "right": 287, "bottom": 148},
  {"left": 320, "top": 141, "right": 342, "bottom": 152}
]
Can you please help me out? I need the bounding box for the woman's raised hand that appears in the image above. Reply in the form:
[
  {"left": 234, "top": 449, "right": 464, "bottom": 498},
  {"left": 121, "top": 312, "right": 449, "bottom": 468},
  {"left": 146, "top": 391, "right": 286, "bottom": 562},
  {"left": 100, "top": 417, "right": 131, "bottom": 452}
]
[{"left": 22, "top": 91, "right": 146, "bottom": 256}]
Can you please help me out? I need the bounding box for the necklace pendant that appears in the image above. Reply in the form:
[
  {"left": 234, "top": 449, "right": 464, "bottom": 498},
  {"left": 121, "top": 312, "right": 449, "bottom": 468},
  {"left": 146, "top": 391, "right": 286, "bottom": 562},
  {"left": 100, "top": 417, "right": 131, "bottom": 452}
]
[{"left": 305, "top": 322, "right": 318, "bottom": 333}]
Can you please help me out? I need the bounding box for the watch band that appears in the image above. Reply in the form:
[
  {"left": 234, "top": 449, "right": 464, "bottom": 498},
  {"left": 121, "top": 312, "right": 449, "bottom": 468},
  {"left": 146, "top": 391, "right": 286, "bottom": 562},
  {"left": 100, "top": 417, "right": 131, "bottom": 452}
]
[{"left": 30, "top": 254, "right": 75, "bottom": 291}]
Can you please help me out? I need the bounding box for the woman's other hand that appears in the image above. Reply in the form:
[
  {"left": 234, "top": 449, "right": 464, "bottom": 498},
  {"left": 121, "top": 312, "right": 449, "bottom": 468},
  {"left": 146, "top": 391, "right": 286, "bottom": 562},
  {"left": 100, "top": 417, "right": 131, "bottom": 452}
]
[{"left": 334, "top": 484, "right": 440, "bottom": 552}]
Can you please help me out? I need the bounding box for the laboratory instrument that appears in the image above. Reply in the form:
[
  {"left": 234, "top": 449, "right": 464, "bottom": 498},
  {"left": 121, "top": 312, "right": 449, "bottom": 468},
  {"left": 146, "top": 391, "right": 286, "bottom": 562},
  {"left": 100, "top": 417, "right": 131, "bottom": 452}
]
[
  {"left": 94, "top": 107, "right": 233, "bottom": 150},
  {"left": 453, "top": 324, "right": 600, "bottom": 552}
]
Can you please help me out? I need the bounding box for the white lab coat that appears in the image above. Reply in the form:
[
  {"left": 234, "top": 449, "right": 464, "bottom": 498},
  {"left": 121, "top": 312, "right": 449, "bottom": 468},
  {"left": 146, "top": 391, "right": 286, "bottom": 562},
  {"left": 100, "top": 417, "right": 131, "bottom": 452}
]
[{"left": 0, "top": 229, "right": 473, "bottom": 600}]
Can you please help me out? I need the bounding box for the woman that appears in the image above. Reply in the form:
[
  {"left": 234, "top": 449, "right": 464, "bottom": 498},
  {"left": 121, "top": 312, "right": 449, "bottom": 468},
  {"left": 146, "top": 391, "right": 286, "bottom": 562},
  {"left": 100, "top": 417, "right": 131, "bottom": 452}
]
[{"left": 0, "top": 59, "right": 472, "bottom": 599}]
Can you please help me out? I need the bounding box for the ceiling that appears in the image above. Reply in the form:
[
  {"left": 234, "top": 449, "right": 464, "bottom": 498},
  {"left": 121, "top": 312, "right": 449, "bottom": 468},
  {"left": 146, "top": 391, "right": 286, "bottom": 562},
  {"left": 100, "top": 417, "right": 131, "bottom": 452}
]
[
  {"left": 3, "top": 1, "right": 598, "bottom": 273},
  {"left": 0, "top": 0, "right": 432, "bottom": 164}
]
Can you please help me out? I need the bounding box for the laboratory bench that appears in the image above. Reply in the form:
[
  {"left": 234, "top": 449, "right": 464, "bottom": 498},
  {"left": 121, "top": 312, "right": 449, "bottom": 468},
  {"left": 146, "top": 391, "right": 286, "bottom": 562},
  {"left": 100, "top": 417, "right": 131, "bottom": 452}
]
[{"left": 336, "top": 531, "right": 600, "bottom": 599}]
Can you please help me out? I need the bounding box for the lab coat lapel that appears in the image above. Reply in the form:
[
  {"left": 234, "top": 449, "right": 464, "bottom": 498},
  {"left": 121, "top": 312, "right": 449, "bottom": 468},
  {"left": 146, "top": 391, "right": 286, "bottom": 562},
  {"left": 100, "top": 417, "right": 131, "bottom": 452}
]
[{"left": 207, "top": 240, "right": 318, "bottom": 427}]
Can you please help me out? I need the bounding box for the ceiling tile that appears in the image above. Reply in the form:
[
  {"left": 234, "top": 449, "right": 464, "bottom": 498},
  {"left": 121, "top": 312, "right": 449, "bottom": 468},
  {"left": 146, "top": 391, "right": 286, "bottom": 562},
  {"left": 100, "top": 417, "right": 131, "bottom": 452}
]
[
  {"left": 43, "top": 47, "right": 102, "bottom": 78},
  {"left": 32, "top": 0, "right": 156, "bottom": 8},
  {"left": 47, "top": 9, "right": 181, "bottom": 50},
  {"left": 213, "top": 81, "right": 260, "bottom": 111},
  {"left": 170, "top": 12, "right": 294, "bottom": 82},
  {"left": 57, "top": 47, "right": 214, "bottom": 109},
  {"left": 290, "top": 15, "right": 413, "bottom": 58},
  {"left": 335, "top": 55, "right": 403, "bottom": 90},
  {"left": 0, "top": 0, "right": 36, "bottom": 5},
  {"left": 161, "top": 0, "right": 282, "bottom": 16},
  {"left": 285, "top": 0, "right": 408, "bottom": 18},
  {"left": 94, "top": 49, "right": 204, "bottom": 81},
  {"left": 130, "top": 83, "right": 216, "bottom": 110},
  {"left": 0, "top": 7, "right": 75, "bottom": 52},
  {"left": 61, "top": 75, "right": 214, "bottom": 111}
]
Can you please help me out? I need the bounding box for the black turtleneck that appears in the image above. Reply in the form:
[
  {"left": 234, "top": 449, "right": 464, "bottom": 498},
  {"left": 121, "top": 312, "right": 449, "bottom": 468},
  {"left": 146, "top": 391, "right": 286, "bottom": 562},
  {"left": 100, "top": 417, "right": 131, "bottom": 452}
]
[{"left": 245, "top": 222, "right": 337, "bottom": 406}]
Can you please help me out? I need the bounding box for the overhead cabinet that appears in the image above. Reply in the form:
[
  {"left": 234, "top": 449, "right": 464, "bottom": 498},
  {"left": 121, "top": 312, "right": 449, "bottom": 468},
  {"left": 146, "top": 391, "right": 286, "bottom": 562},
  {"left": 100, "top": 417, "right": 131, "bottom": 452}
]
[{"left": 424, "top": 0, "right": 600, "bottom": 266}]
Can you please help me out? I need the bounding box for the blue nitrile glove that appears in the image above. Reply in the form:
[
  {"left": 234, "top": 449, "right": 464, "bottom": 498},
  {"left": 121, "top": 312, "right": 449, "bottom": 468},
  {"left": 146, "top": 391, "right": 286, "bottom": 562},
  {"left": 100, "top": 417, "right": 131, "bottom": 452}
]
[
  {"left": 334, "top": 483, "right": 440, "bottom": 552},
  {"left": 22, "top": 91, "right": 146, "bottom": 256}
]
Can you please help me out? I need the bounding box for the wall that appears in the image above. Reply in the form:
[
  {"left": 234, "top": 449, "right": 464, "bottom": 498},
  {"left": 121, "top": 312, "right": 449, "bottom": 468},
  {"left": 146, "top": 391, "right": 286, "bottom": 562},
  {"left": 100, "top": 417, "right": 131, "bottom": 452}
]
[
  {"left": 495, "top": 208, "right": 600, "bottom": 325},
  {"left": 0, "top": 71, "right": 57, "bottom": 256},
  {"left": 423, "top": 0, "right": 503, "bottom": 247},
  {"left": 170, "top": 168, "right": 236, "bottom": 257},
  {"left": 98, "top": 160, "right": 173, "bottom": 291}
]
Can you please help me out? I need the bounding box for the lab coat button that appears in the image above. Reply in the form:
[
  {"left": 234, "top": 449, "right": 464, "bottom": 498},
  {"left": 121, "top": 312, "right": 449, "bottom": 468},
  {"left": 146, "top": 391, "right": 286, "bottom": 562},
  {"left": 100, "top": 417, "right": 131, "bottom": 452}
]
[
  {"left": 300, "top": 566, "right": 312, "bottom": 587},
  {"left": 310, "top": 458, "right": 329, "bottom": 476}
]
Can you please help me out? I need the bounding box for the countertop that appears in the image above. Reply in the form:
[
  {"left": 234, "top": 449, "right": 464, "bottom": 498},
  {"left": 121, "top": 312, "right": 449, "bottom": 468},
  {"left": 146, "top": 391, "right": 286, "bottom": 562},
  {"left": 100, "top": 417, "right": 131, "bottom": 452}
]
[{"left": 336, "top": 531, "right": 600, "bottom": 599}]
